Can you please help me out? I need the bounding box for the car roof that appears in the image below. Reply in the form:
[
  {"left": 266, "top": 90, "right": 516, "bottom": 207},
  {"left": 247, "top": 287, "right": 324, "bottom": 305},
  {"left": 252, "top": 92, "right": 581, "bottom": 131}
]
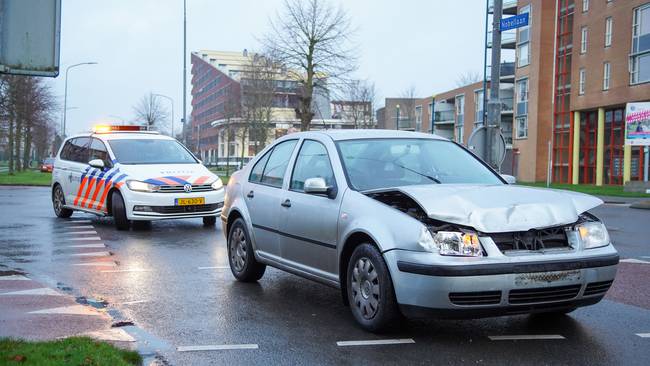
[
  {"left": 66, "top": 132, "right": 175, "bottom": 141},
  {"left": 280, "top": 129, "right": 449, "bottom": 142}
]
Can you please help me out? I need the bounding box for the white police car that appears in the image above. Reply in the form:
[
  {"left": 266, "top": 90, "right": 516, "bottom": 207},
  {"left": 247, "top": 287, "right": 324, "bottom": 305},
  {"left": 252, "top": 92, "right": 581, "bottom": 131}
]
[{"left": 51, "top": 125, "right": 225, "bottom": 230}]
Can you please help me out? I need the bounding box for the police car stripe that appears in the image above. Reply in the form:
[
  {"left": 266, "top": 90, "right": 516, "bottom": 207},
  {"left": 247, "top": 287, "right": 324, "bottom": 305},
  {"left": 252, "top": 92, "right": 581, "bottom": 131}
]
[
  {"left": 80, "top": 170, "right": 100, "bottom": 208},
  {"left": 87, "top": 169, "right": 111, "bottom": 209},
  {"left": 96, "top": 172, "right": 127, "bottom": 212},
  {"left": 144, "top": 178, "right": 167, "bottom": 186},
  {"left": 193, "top": 176, "right": 209, "bottom": 185},
  {"left": 74, "top": 168, "right": 94, "bottom": 206},
  {"left": 163, "top": 176, "right": 191, "bottom": 185}
]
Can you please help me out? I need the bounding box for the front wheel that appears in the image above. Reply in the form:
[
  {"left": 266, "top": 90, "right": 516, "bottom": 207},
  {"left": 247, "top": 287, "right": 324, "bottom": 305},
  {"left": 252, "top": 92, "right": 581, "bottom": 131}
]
[
  {"left": 52, "top": 185, "right": 73, "bottom": 218},
  {"left": 228, "top": 218, "right": 265, "bottom": 282},
  {"left": 347, "top": 243, "right": 401, "bottom": 332},
  {"left": 111, "top": 191, "right": 130, "bottom": 231}
]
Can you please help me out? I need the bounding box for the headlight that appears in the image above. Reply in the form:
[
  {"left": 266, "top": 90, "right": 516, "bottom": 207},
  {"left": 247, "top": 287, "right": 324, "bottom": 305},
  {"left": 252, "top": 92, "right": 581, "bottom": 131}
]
[
  {"left": 211, "top": 177, "right": 223, "bottom": 190},
  {"left": 417, "top": 227, "right": 482, "bottom": 257},
  {"left": 126, "top": 180, "right": 160, "bottom": 192},
  {"left": 578, "top": 221, "right": 610, "bottom": 249}
]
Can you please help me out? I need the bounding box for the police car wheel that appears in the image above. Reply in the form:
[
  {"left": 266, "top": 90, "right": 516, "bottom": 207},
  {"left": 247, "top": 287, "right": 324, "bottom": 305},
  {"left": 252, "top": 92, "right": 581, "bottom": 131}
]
[
  {"left": 202, "top": 216, "right": 217, "bottom": 226},
  {"left": 111, "top": 191, "right": 130, "bottom": 230},
  {"left": 228, "top": 218, "right": 265, "bottom": 282},
  {"left": 52, "top": 185, "right": 73, "bottom": 218}
]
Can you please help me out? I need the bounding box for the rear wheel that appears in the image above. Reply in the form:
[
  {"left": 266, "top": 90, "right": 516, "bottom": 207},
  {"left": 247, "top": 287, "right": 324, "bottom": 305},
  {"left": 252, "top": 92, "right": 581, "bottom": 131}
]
[
  {"left": 203, "top": 216, "right": 217, "bottom": 226},
  {"left": 111, "top": 191, "right": 130, "bottom": 230},
  {"left": 228, "top": 218, "right": 265, "bottom": 282},
  {"left": 347, "top": 243, "right": 401, "bottom": 332},
  {"left": 52, "top": 185, "right": 73, "bottom": 218}
]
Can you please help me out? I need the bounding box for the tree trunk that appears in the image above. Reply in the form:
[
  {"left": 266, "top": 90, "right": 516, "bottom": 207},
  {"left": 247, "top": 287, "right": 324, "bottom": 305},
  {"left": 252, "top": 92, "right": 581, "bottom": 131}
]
[
  {"left": 240, "top": 128, "right": 247, "bottom": 169},
  {"left": 22, "top": 124, "right": 32, "bottom": 170},
  {"left": 7, "top": 114, "right": 14, "bottom": 175}
]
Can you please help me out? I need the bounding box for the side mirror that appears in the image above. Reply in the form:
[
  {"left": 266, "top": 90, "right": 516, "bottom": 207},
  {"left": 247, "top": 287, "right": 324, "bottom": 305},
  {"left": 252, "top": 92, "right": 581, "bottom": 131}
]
[
  {"left": 304, "top": 177, "right": 330, "bottom": 195},
  {"left": 501, "top": 174, "right": 516, "bottom": 184},
  {"left": 88, "top": 159, "right": 105, "bottom": 169}
]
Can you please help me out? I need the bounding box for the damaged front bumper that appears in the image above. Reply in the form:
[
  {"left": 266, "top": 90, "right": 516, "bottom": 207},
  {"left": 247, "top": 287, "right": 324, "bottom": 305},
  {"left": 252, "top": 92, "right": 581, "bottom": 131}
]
[{"left": 383, "top": 246, "right": 619, "bottom": 318}]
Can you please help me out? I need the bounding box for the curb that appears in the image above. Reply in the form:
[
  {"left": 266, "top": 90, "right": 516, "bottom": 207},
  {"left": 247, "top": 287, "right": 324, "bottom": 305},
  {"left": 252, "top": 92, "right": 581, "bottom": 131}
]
[{"left": 630, "top": 200, "right": 650, "bottom": 210}]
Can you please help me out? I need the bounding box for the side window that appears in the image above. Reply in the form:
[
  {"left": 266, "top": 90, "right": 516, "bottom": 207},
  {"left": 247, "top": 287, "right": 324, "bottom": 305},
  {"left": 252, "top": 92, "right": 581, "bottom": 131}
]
[
  {"left": 259, "top": 140, "right": 298, "bottom": 188},
  {"left": 70, "top": 137, "right": 90, "bottom": 163},
  {"left": 89, "top": 138, "right": 110, "bottom": 166},
  {"left": 59, "top": 140, "right": 74, "bottom": 161},
  {"left": 249, "top": 149, "right": 272, "bottom": 183},
  {"left": 290, "top": 140, "right": 335, "bottom": 191}
]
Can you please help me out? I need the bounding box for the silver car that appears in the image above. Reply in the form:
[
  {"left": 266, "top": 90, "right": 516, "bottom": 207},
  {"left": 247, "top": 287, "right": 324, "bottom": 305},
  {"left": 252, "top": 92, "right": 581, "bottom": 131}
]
[{"left": 221, "top": 130, "right": 618, "bottom": 331}]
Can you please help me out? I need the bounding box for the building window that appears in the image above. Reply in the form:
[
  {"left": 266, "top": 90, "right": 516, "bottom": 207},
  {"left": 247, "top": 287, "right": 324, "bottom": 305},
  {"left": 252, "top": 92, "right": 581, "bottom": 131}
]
[
  {"left": 581, "top": 26, "right": 588, "bottom": 53},
  {"left": 517, "top": 5, "right": 531, "bottom": 67},
  {"left": 579, "top": 68, "right": 586, "bottom": 94},
  {"left": 455, "top": 95, "right": 465, "bottom": 143},
  {"left": 515, "top": 78, "right": 528, "bottom": 140},
  {"left": 583, "top": 0, "right": 589, "bottom": 12},
  {"left": 415, "top": 105, "right": 423, "bottom": 132},
  {"left": 605, "top": 17, "right": 613, "bottom": 47},
  {"left": 603, "top": 62, "right": 611, "bottom": 90},
  {"left": 474, "top": 90, "right": 484, "bottom": 124},
  {"left": 516, "top": 116, "right": 528, "bottom": 139},
  {"left": 631, "top": 3, "right": 650, "bottom": 84}
]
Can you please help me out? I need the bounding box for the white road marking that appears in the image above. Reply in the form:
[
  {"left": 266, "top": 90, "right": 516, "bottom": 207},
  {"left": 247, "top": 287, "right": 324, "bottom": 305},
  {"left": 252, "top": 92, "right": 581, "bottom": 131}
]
[
  {"left": 198, "top": 266, "right": 230, "bottom": 270},
  {"left": 61, "top": 225, "right": 95, "bottom": 230},
  {"left": 62, "top": 231, "right": 98, "bottom": 235},
  {"left": 636, "top": 333, "right": 650, "bottom": 338},
  {"left": 100, "top": 269, "right": 150, "bottom": 273},
  {"left": 115, "top": 300, "right": 149, "bottom": 305},
  {"left": 67, "top": 236, "right": 102, "bottom": 241},
  {"left": 620, "top": 258, "right": 650, "bottom": 264},
  {"left": 0, "top": 275, "right": 31, "bottom": 281},
  {"left": 66, "top": 244, "right": 106, "bottom": 249},
  {"left": 488, "top": 335, "right": 565, "bottom": 341},
  {"left": 336, "top": 339, "right": 416, "bottom": 347},
  {"left": 0, "top": 287, "right": 62, "bottom": 296},
  {"left": 70, "top": 251, "right": 111, "bottom": 257},
  {"left": 29, "top": 304, "right": 102, "bottom": 316},
  {"left": 642, "top": 256, "right": 650, "bottom": 259},
  {"left": 73, "top": 261, "right": 117, "bottom": 267},
  {"left": 64, "top": 220, "right": 92, "bottom": 224},
  {"left": 177, "top": 344, "right": 259, "bottom": 352},
  {"left": 82, "top": 328, "right": 135, "bottom": 342}
]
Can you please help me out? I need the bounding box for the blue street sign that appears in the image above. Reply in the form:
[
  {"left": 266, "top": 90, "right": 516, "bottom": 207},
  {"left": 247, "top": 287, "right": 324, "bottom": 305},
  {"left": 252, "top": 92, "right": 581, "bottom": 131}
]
[{"left": 500, "top": 13, "right": 529, "bottom": 31}]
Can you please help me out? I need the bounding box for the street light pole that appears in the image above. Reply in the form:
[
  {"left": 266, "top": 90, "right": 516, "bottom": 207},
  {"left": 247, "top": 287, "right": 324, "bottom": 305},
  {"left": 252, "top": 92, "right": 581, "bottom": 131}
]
[
  {"left": 153, "top": 93, "right": 174, "bottom": 137},
  {"left": 62, "top": 62, "right": 97, "bottom": 138},
  {"left": 182, "top": 0, "right": 187, "bottom": 144},
  {"left": 396, "top": 104, "right": 400, "bottom": 130}
]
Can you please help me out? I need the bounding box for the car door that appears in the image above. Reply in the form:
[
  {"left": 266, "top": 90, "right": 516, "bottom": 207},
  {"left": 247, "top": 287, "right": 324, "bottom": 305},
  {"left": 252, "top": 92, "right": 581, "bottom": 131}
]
[
  {"left": 84, "top": 138, "right": 113, "bottom": 210},
  {"left": 66, "top": 137, "right": 91, "bottom": 208},
  {"left": 278, "top": 139, "right": 341, "bottom": 278},
  {"left": 244, "top": 139, "right": 298, "bottom": 259},
  {"left": 54, "top": 139, "right": 74, "bottom": 201}
]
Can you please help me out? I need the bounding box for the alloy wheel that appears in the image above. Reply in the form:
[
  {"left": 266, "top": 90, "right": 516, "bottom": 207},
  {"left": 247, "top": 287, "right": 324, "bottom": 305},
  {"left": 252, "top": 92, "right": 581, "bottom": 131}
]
[{"left": 53, "top": 187, "right": 64, "bottom": 214}]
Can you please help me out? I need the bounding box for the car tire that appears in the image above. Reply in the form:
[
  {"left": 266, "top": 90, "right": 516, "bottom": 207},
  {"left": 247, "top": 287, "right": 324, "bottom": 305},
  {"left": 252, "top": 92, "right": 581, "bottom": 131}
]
[
  {"left": 228, "top": 218, "right": 265, "bottom": 282},
  {"left": 347, "top": 243, "right": 401, "bottom": 332},
  {"left": 203, "top": 216, "right": 217, "bottom": 226},
  {"left": 52, "top": 184, "right": 73, "bottom": 218},
  {"left": 111, "top": 191, "right": 130, "bottom": 231}
]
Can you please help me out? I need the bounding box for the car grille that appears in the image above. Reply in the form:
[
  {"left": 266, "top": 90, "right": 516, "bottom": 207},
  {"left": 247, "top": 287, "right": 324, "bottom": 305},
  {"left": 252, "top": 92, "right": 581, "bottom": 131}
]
[
  {"left": 490, "top": 226, "right": 571, "bottom": 253},
  {"left": 508, "top": 284, "right": 581, "bottom": 304},
  {"left": 158, "top": 184, "right": 213, "bottom": 193},
  {"left": 148, "top": 203, "right": 223, "bottom": 214},
  {"left": 449, "top": 291, "right": 502, "bottom": 306},
  {"left": 583, "top": 280, "right": 613, "bottom": 296}
]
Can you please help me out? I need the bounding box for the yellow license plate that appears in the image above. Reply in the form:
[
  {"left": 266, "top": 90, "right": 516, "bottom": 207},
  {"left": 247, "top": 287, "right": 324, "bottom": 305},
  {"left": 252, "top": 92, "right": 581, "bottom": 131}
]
[{"left": 175, "top": 197, "right": 205, "bottom": 206}]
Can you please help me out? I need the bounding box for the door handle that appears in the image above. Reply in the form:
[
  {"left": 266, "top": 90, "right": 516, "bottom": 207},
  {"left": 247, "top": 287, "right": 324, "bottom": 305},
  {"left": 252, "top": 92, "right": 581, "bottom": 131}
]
[
  {"left": 281, "top": 199, "right": 291, "bottom": 208},
  {"left": 247, "top": 190, "right": 254, "bottom": 199}
]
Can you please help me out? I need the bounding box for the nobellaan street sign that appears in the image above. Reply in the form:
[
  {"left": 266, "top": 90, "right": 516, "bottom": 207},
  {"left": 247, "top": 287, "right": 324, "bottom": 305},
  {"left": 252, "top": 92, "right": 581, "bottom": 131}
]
[{"left": 500, "top": 13, "right": 529, "bottom": 32}]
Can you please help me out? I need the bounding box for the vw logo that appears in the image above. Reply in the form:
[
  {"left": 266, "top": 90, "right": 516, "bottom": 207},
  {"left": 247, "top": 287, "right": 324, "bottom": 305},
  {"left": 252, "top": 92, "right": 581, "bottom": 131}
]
[{"left": 183, "top": 184, "right": 192, "bottom": 193}]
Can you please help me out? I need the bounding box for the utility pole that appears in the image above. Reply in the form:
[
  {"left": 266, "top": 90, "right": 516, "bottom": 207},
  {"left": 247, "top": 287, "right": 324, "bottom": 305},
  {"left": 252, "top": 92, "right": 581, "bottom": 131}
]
[
  {"left": 485, "top": 0, "right": 503, "bottom": 169},
  {"left": 430, "top": 96, "right": 436, "bottom": 134},
  {"left": 395, "top": 104, "right": 400, "bottom": 130},
  {"left": 182, "top": 0, "right": 187, "bottom": 144}
]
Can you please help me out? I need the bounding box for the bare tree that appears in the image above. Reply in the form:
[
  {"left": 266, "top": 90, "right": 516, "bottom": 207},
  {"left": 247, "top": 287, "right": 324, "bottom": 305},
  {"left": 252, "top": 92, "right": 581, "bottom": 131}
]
[
  {"left": 241, "top": 53, "right": 277, "bottom": 157},
  {"left": 343, "top": 80, "right": 375, "bottom": 129},
  {"left": 264, "top": 0, "right": 356, "bottom": 131},
  {"left": 133, "top": 92, "right": 168, "bottom": 132},
  {"left": 399, "top": 85, "right": 418, "bottom": 129},
  {"left": 455, "top": 71, "right": 482, "bottom": 88},
  {"left": 221, "top": 84, "right": 242, "bottom": 175}
]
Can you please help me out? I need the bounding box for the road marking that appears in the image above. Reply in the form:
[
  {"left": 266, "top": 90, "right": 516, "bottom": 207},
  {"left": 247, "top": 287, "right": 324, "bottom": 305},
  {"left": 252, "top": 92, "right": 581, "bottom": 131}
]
[
  {"left": 642, "top": 256, "right": 650, "bottom": 259},
  {"left": 620, "top": 258, "right": 650, "bottom": 265},
  {"left": 177, "top": 344, "right": 259, "bottom": 352},
  {"left": 115, "top": 300, "right": 149, "bottom": 305},
  {"left": 336, "top": 339, "right": 415, "bottom": 347},
  {"left": 488, "top": 335, "right": 565, "bottom": 341},
  {"left": 62, "top": 231, "right": 98, "bottom": 235},
  {"left": 198, "top": 266, "right": 230, "bottom": 270},
  {"left": 67, "top": 236, "right": 102, "bottom": 241},
  {"left": 82, "top": 328, "right": 135, "bottom": 342},
  {"left": 29, "top": 304, "right": 102, "bottom": 316},
  {"left": 0, "top": 275, "right": 31, "bottom": 281},
  {"left": 73, "top": 261, "right": 117, "bottom": 267},
  {"left": 0, "top": 287, "right": 62, "bottom": 296},
  {"left": 70, "top": 251, "right": 111, "bottom": 257},
  {"left": 100, "top": 269, "right": 150, "bottom": 273},
  {"left": 63, "top": 220, "right": 92, "bottom": 224},
  {"left": 637, "top": 333, "right": 650, "bottom": 338},
  {"left": 61, "top": 225, "right": 95, "bottom": 230},
  {"left": 66, "top": 244, "right": 106, "bottom": 249}
]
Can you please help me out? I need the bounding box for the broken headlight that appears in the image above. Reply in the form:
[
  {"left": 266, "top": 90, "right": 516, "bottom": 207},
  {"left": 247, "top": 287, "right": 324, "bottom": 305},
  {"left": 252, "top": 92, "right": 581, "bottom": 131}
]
[
  {"left": 418, "top": 227, "right": 483, "bottom": 257},
  {"left": 577, "top": 221, "right": 610, "bottom": 249}
]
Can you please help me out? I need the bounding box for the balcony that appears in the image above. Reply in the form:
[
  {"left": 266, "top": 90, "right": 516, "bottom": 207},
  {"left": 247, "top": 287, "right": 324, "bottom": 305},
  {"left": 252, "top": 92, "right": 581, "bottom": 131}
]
[
  {"left": 501, "top": 97, "right": 514, "bottom": 114},
  {"left": 488, "top": 0, "right": 518, "bottom": 15},
  {"left": 398, "top": 118, "right": 415, "bottom": 130},
  {"left": 486, "top": 62, "right": 516, "bottom": 83},
  {"left": 434, "top": 110, "right": 455, "bottom": 125},
  {"left": 487, "top": 30, "right": 517, "bottom": 49}
]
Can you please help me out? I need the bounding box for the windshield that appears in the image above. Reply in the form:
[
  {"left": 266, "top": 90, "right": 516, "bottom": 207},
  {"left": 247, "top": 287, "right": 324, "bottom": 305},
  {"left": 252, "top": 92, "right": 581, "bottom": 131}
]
[
  {"left": 336, "top": 138, "right": 503, "bottom": 191},
  {"left": 108, "top": 139, "right": 198, "bottom": 165}
]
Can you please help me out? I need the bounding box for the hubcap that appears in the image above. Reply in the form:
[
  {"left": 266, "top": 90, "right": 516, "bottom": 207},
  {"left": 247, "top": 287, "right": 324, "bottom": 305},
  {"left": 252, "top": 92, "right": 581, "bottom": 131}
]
[
  {"left": 351, "top": 257, "right": 380, "bottom": 320},
  {"left": 229, "top": 227, "right": 247, "bottom": 272},
  {"left": 53, "top": 188, "right": 63, "bottom": 214}
]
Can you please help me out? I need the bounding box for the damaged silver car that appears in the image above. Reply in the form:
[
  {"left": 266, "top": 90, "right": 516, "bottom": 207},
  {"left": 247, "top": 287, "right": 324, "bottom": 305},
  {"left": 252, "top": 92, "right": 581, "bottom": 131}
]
[{"left": 221, "top": 130, "right": 619, "bottom": 331}]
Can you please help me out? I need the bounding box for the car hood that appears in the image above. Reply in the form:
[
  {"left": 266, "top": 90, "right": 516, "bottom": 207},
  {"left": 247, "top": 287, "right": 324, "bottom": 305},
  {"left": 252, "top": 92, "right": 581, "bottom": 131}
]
[
  {"left": 115, "top": 164, "right": 218, "bottom": 185},
  {"left": 394, "top": 184, "right": 602, "bottom": 233}
]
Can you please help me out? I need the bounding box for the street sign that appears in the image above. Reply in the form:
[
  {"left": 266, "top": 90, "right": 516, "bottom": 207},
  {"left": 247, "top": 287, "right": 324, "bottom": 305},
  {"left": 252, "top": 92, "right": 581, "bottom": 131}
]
[
  {"left": 625, "top": 102, "right": 650, "bottom": 146},
  {"left": 467, "top": 126, "right": 507, "bottom": 169},
  {"left": 500, "top": 13, "right": 529, "bottom": 32}
]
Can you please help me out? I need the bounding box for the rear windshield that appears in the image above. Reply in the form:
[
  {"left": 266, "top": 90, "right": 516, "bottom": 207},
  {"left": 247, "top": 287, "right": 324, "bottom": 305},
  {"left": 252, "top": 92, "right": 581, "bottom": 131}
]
[{"left": 108, "top": 139, "right": 197, "bottom": 165}]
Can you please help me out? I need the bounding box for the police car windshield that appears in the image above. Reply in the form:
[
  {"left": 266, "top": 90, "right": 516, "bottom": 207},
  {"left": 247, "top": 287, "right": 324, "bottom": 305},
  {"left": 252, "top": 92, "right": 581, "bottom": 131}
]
[{"left": 108, "top": 139, "right": 197, "bottom": 165}]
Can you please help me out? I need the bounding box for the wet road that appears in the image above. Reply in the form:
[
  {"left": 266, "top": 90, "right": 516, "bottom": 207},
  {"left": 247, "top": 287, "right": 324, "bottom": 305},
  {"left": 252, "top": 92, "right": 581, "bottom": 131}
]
[{"left": 1, "top": 186, "right": 650, "bottom": 365}]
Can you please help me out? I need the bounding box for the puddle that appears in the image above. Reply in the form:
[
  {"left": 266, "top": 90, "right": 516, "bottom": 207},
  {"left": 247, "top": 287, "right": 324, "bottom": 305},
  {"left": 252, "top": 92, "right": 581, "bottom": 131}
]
[
  {"left": 56, "top": 282, "right": 73, "bottom": 292},
  {"left": 76, "top": 296, "right": 108, "bottom": 309},
  {"left": 0, "top": 269, "right": 26, "bottom": 276}
]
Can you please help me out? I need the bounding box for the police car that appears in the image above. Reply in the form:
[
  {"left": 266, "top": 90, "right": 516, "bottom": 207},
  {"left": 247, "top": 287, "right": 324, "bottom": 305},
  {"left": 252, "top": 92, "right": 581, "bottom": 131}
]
[{"left": 51, "top": 125, "right": 225, "bottom": 230}]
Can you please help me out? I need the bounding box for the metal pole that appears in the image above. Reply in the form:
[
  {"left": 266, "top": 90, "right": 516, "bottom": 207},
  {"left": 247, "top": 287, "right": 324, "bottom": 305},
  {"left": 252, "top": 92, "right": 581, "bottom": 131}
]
[
  {"left": 153, "top": 94, "right": 174, "bottom": 137},
  {"left": 645, "top": 146, "right": 649, "bottom": 182},
  {"left": 62, "top": 62, "right": 97, "bottom": 138},
  {"left": 486, "top": 0, "right": 503, "bottom": 168},
  {"left": 183, "top": 0, "right": 187, "bottom": 144},
  {"left": 430, "top": 97, "right": 436, "bottom": 134},
  {"left": 396, "top": 105, "right": 400, "bottom": 130},
  {"left": 482, "top": 0, "right": 490, "bottom": 128}
]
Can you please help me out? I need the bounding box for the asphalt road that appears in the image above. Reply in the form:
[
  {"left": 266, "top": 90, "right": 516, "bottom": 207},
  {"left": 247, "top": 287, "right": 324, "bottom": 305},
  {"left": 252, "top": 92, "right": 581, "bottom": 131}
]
[{"left": 1, "top": 186, "right": 650, "bottom": 365}]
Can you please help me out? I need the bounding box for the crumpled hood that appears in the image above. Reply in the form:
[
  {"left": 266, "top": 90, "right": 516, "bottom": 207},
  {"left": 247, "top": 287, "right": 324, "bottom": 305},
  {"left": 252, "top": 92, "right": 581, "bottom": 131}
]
[
  {"left": 395, "top": 184, "right": 603, "bottom": 233},
  {"left": 116, "top": 164, "right": 217, "bottom": 185}
]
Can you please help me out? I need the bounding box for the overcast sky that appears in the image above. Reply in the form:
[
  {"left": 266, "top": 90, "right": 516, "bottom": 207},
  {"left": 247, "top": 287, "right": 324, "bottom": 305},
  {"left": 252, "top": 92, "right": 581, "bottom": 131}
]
[{"left": 49, "top": 0, "right": 486, "bottom": 136}]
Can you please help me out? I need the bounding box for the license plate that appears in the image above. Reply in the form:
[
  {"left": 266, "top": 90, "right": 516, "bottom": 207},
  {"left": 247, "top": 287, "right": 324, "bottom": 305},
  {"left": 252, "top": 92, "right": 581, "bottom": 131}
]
[
  {"left": 515, "top": 270, "right": 581, "bottom": 286},
  {"left": 175, "top": 197, "right": 205, "bottom": 206}
]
